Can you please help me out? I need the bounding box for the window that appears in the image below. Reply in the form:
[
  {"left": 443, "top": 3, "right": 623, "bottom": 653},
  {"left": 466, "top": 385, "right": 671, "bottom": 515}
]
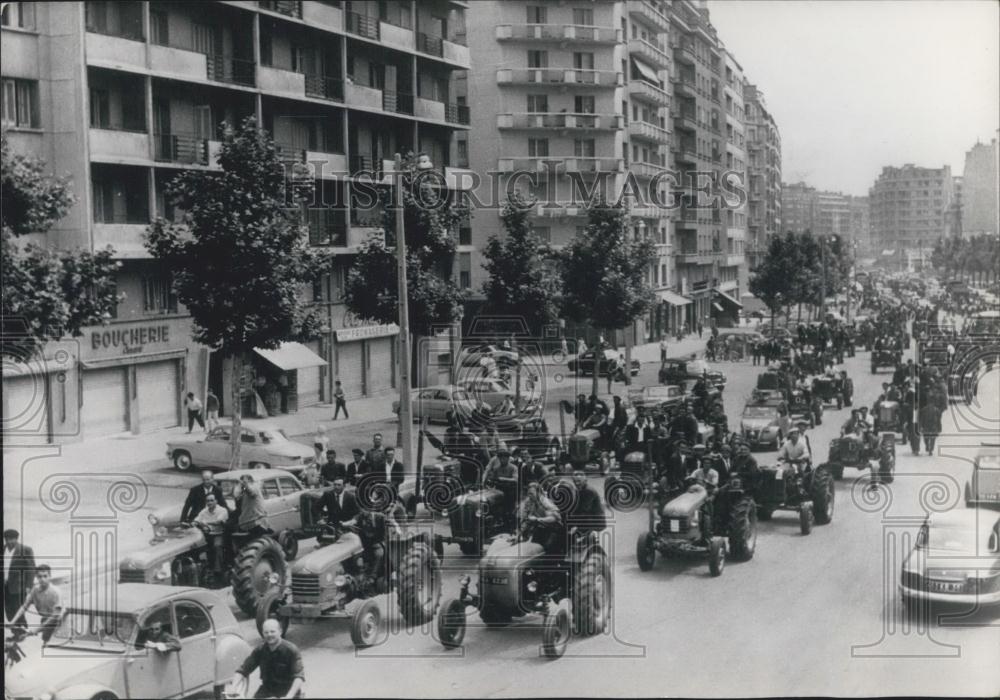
[
  {"left": 526, "top": 5, "right": 547, "bottom": 24},
  {"left": 572, "top": 8, "right": 594, "bottom": 26},
  {"left": 527, "top": 50, "right": 548, "bottom": 68},
  {"left": 174, "top": 602, "right": 212, "bottom": 638},
  {"left": 526, "top": 94, "right": 548, "bottom": 112},
  {"left": 575, "top": 139, "right": 595, "bottom": 157},
  {"left": 312, "top": 276, "right": 324, "bottom": 302},
  {"left": 573, "top": 52, "right": 595, "bottom": 70},
  {"left": 1, "top": 79, "right": 39, "bottom": 128},
  {"left": 142, "top": 274, "right": 178, "bottom": 314},
  {"left": 1, "top": 2, "right": 36, "bottom": 29},
  {"left": 150, "top": 10, "right": 169, "bottom": 45},
  {"left": 574, "top": 95, "right": 595, "bottom": 114},
  {"left": 528, "top": 138, "right": 549, "bottom": 157},
  {"left": 89, "top": 89, "right": 111, "bottom": 128},
  {"left": 459, "top": 252, "right": 471, "bottom": 289},
  {"left": 261, "top": 479, "right": 281, "bottom": 499},
  {"left": 534, "top": 226, "right": 551, "bottom": 243},
  {"left": 277, "top": 477, "right": 302, "bottom": 495}
]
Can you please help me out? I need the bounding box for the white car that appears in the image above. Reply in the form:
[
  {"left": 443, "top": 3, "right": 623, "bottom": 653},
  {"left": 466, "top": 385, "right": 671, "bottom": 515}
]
[
  {"left": 899, "top": 509, "right": 1000, "bottom": 607},
  {"left": 393, "top": 385, "right": 475, "bottom": 424},
  {"left": 166, "top": 420, "right": 314, "bottom": 472}
]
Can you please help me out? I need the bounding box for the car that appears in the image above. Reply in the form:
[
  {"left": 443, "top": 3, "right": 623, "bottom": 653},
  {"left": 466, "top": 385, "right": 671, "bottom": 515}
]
[
  {"left": 458, "top": 377, "right": 518, "bottom": 408},
  {"left": 899, "top": 509, "right": 1000, "bottom": 608},
  {"left": 568, "top": 348, "right": 641, "bottom": 377},
  {"left": 965, "top": 447, "right": 1000, "bottom": 509},
  {"left": 760, "top": 326, "right": 794, "bottom": 341},
  {"left": 657, "top": 357, "right": 726, "bottom": 391},
  {"left": 4, "top": 584, "right": 251, "bottom": 700},
  {"left": 740, "top": 400, "right": 792, "bottom": 451},
  {"left": 456, "top": 343, "right": 520, "bottom": 369},
  {"left": 166, "top": 420, "right": 314, "bottom": 473},
  {"left": 393, "top": 385, "right": 475, "bottom": 424},
  {"left": 628, "top": 384, "right": 686, "bottom": 412}
]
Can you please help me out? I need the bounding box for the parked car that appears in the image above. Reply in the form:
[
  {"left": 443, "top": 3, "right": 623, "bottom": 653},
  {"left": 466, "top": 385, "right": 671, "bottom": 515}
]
[
  {"left": 393, "top": 385, "right": 475, "bottom": 424},
  {"left": 3, "top": 584, "right": 251, "bottom": 700},
  {"left": 166, "top": 420, "right": 314, "bottom": 472},
  {"left": 456, "top": 343, "right": 520, "bottom": 369},
  {"left": 568, "top": 349, "right": 641, "bottom": 377},
  {"left": 899, "top": 509, "right": 1000, "bottom": 608},
  {"left": 628, "top": 384, "right": 686, "bottom": 413},
  {"left": 965, "top": 447, "right": 1000, "bottom": 509},
  {"left": 657, "top": 357, "right": 726, "bottom": 392},
  {"left": 458, "top": 377, "right": 517, "bottom": 408},
  {"left": 760, "top": 326, "right": 794, "bottom": 342}
]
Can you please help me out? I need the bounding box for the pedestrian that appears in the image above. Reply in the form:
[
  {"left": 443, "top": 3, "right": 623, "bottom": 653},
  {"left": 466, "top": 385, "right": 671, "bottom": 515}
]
[
  {"left": 205, "top": 390, "right": 220, "bottom": 432},
  {"left": 578, "top": 338, "right": 588, "bottom": 356},
  {"left": 229, "top": 618, "right": 305, "bottom": 699},
  {"left": 11, "top": 564, "right": 62, "bottom": 644},
  {"left": 3, "top": 529, "right": 35, "bottom": 625},
  {"left": 312, "top": 425, "right": 330, "bottom": 464},
  {"left": 918, "top": 401, "right": 942, "bottom": 456},
  {"left": 560, "top": 337, "right": 569, "bottom": 358},
  {"left": 697, "top": 320, "right": 704, "bottom": 339},
  {"left": 184, "top": 392, "right": 205, "bottom": 433},
  {"left": 659, "top": 338, "right": 668, "bottom": 362},
  {"left": 333, "top": 380, "right": 348, "bottom": 419}
]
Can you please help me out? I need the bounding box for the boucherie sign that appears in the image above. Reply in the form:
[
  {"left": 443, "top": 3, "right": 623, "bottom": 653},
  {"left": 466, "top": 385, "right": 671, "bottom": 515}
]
[{"left": 92, "top": 325, "right": 170, "bottom": 355}]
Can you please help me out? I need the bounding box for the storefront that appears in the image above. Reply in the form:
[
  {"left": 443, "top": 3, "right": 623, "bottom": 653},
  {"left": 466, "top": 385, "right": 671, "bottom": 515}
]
[
  {"left": 712, "top": 289, "right": 743, "bottom": 328},
  {"left": 657, "top": 290, "right": 693, "bottom": 338},
  {"left": 243, "top": 342, "right": 329, "bottom": 416},
  {"left": 333, "top": 323, "right": 399, "bottom": 399}
]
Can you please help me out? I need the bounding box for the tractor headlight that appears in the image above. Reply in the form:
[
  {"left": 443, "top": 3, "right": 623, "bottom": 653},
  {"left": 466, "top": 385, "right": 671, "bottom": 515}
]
[
  {"left": 154, "top": 561, "right": 172, "bottom": 581},
  {"left": 527, "top": 581, "right": 538, "bottom": 593},
  {"left": 474, "top": 507, "right": 483, "bottom": 518},
  {"left": 334, "top": 575, "right": 347, "bottom": 589},
  {"left": 147, "top": 513, "right": 159, "bottom": 526}
]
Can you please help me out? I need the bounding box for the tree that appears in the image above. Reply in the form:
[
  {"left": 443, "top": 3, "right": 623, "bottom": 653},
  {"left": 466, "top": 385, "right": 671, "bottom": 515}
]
[
  {"left": 749, "top": 232, "right": 795, "bottom": 326},
  {"left": 145, "top": 118, "right": 331, "bottom": 466},
  {"left": 343, "top": 154, "right": 466, "bottom": 368},
  {"left": 480, "top": 193, "right": 563, "bottom": 332},
  {"left": 1, "top": 136, "right": 119, "bottom": 359},
  {"left": 560, "top": 201, "right": 656, "bottom": 393}
]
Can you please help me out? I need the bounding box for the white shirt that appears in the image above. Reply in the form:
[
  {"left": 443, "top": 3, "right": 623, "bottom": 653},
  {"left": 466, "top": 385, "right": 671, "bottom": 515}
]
[
  {"left": 385, "top": 460, "right": 395, "bottom": 482},
  {"left": 3, "top": 545, "right": 15, "bottom": 582},
  {"left": 777, "top": 439, "right": 811, "bottom": 463},
  {"left": 194, "top": 506, "right": 230, "bottom": 534}
]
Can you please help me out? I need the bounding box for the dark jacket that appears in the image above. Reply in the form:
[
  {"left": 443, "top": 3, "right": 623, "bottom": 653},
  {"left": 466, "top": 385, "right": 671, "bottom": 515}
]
[
  {"left": 611, "top": 404, "right": 629, "bottom": 430},
  {"left": 670, "top": 414, "right": 700, "bottom": 444},
  {"left": 3, "top": 543, "right": 36, "bottom": 601},
  {"left": 320, "top": 461, "right": 352, "bottom": 485},
  {"left": 918, "top": 404, "right": 942, "bottom": 435},
  {"left": 181, "top": 483, "right": 226, "bottom": 523},
  {"left": 564, "top": 484, "right": 607, "bottom": 534},
  {"left": 320, "top": 489, "right": 360, "bottom": 524}
]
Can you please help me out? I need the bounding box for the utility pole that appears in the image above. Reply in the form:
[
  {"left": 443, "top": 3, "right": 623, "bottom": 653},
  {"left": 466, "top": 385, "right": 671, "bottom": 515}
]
[
  {"left": 394, "top": 153, "right": 414, "bottom": 472},
  {"left": 820, "top": 238, "right": 827, "bottom": 320}
]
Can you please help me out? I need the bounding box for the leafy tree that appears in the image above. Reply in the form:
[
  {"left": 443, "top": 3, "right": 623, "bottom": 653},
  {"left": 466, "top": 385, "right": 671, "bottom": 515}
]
[
  {"left": 343, "top": 154, "right": 466, "bottom": 367},
  {"left": 480, "top": 194, "right": 563, "bottom": 332},
  {"left": 749, "top": 231, "right": 795, "bottom": 326},
  {"left": 145, "top": 118, "right": 331, "bottom": 466},
  {"left": 560, "top": 201, "right": 656, "bottom": 392},
  {"left": 1, "top": 136, "right": 119, "bottom": 359}
]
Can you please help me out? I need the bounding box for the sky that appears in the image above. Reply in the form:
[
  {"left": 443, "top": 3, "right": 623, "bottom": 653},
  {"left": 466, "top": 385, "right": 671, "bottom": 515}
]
[{"left": 708, "top": 0, "right": 1000, "bottom": 196}]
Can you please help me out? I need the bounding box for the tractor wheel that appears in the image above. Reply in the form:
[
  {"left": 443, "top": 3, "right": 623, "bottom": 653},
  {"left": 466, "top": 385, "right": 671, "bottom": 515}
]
[
  {"left": 573, "top": 551, "right": 611, "bottom": 636},
  {"left": 350, "top": 599, "right": 383, "bottom": 648},
  {"left": 757, "top": 506, "right": 774, "bottom": 521},
  {"left": 727, "top": 497, "right": 758, "bottom": 561},
  {"left": 836, "top": 395, "right": 843, "bottom": 410},
  {"left": 636, "top": 533, "right": 656, "bottom": 571},
  {"left": 829, "top": 463, "right": 845, "bottom": 481},
  {"left": 542, "top": 607, "right": 570, "bottom": 659},
  {"left": 879, "top": 453, "right": 895, "bottom": 484},
  {"left": 708, "top": 538, "right": 726, "bottom": 577},
  {"left": 799, "top": 504, "right": 814, "bottom": 536},
  {"left": 277, "top": 531, "right": 298, "bottom": 561},
  {"left": 397, "top": 542, "right": 442, "bottom": 626},
  {"left": 172, "top": 450, "right": 193, "bottom": 471},
  {"left": 255, "top": 590, "right": 288, "bottom": 638},
  {"left": 232, "top": 537, "right": 286, "bottom": 618},
  {"left": 810, "top": 467, "right": 835, "bottom": 525},
  {"left": 459, "top": 540, "right": 481, "bottom": 557},
  {"left": 437, "top": 598, "right": 467, "bottom": 649},
  {"left": 479, "top": 603, "right": 512, "bottom": 626},
  {"left": 814, "top": 409, "right": 823, "bottom": 426}
]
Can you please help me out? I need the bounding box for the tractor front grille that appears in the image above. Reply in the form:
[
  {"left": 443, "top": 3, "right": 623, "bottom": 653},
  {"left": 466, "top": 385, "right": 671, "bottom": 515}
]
[
  {"left": 291, "top": 573, "right": 321, "bottom": 602},
  {"left": 658, "top": 517, "right": 690, "bottom": 535}
]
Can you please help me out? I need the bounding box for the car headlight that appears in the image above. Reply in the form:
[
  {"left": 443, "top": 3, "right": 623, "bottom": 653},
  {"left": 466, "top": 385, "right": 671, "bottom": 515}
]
[
  {"left": 154, "top": 561, "right": 172, "bottom": 581},
  {"left": 148, "top": 513, "right": 159, "bottom": 526}
]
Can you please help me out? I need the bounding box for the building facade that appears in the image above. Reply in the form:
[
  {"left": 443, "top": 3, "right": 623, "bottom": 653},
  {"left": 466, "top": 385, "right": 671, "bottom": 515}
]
[
  {"left": 1, "top": 0, "right": 472, "bottom": 444},
  {"left": 869, "top": 164, "right": 954, "bottom": 266},
  {"left": 743, "top": 82, "right": 780, "bottom": 275},
  {"left": 960, "top": 138, "right": 998, "bottom": 237}
]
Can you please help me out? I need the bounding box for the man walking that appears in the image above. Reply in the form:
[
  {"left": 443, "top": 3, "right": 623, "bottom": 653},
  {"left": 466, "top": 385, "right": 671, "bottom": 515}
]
[
  {"left": 184, "top": 392, "right": 205, "bottom": 433},
  {"left": 205, "top": 390, "right": 220, "bottom": 431},
  {"left": 918, "top": 400, "right": 942, "bottom": 456},
  {"left": 697, "top": 319, "right": 704, "bottom": 339},
  {"left": 333, "top": 380, "right": 348, "bottom": 419},
  {"left": 3, "top": 529, "right": 35, "bottom": 625},
  {"left": 659, "top": 338, "right": 669, "bottom": 362}
]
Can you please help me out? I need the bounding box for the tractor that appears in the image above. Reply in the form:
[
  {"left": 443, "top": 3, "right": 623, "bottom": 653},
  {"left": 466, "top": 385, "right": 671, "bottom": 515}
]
[
  {"left": 788, "top": 387, "right": 823, "bottom": 428},
  {"left": 812, "top": 372, "right": 853, "bottom": 409},
  {"left": 748, "top": 458, "right": 835, "bottom": 535},
  {"left": 872, "top": 400, "right": 908, "bottom": 445},
  {"left": 823, "top": 432, "right": 895, "bottom": 483}
]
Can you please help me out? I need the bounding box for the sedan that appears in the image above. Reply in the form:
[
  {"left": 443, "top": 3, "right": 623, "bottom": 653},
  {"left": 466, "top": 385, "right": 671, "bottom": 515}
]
[
  {"left": 657, "top": 357, "right": 726, "bottom": 391},
  {"left": 4, "top": 584, "right": 251, "bottom": 700},
  {"left": 740, "top": 401, "right": 791, "bottom": 450},
  {"left": 393, "top": 385, "right": 476, "bottom": 424},
  {"left": 568, "top": 349, "right": 641, "bottom": 377},
  {"left": 900, "top": 509, "right": 1000, "bottom": 607},
  {"left": 965, "top": 448, "right": 1000, "bottom": 509},
  {"left": 457, "top": 343, "right": 520, "bottom": 368},
  {"left": 628, "top": 384, "right": 685, "bottom": 412},
  {"left": 166, "top": 420, "right": 314, "bottom": 472}
]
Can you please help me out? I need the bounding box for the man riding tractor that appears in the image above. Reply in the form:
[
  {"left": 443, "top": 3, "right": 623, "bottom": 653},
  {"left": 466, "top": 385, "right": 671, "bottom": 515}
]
[{"left": 823, "top": 408, "right": 895, "bottom": 483}]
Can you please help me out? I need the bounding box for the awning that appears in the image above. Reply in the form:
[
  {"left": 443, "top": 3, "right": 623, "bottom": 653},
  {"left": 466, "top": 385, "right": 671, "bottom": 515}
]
[
  {"left": 716, "top": 290, "right": 743, "bottom": 309},
  {"left": 253, "top": 342, "right": 327, "bottom": 371},
  {"left": 657, "top": 290, "right": 693, "bottom": 306},
  {"left": 631, "top": 57, "right": 660, "bottom": 85},
  {"left": 81, "top": 349, "right": 188, "bottom": 370}
]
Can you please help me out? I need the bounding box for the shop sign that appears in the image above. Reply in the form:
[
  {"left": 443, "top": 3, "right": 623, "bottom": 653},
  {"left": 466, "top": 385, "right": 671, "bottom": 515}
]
[
  {"left": 91, "top": 325, "right": 170, "bottom": 355},
  {"left": 336, "top": 324, "right": 400, "bottom": 342}
]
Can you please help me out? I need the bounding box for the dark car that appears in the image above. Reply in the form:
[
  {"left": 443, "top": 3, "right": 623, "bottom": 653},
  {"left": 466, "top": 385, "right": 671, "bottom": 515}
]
[
  {"left": 965, "top": 448, "right": 1000, "bottom": 509},
  {"left": 658, "top": 357, "right": 726, "bottom": 392},
  {"left": 568, "top": 349, "right": 641, "bottom": 377}
]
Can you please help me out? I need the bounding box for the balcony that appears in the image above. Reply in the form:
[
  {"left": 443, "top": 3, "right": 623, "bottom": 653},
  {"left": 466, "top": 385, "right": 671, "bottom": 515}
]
[
  {"left": 304, "top": 150, "right": 349, "bottom": 179},
  {"left": 258, "top": 65, "right": 306, "bottom": 97},
  {"left": 414, "top": 96, "right": 444, "bottom": 121},
  {"left": 535, "top": 202, "right": 585, "bottom": 218},
  {"left": 565, "top": 157, "right": 624, "bottom": 174},
  {"left": 154, "top": 133, "right": 221, "bottom": 167},
  {"left": 445, "top": 104, "right": 470, "bottom": 125},
  {"left": 442, "top": 38, "right": 470, "bottom": 67},
  {"left": 497, "top": 113, "right": 623, "bottom": 131},
  {"left": 673, "top": 110, "right": 697, "bottom": 132},
  {"left": 345, "top": 81, "right": 383, "bottom": 110},
  {"left": 301, "top": 1, "right": 342, "bottom": 30},
  {"left": 629, "top": 161, "right": 669, "bottom": 179},
  {"left": 258, "top": 1, "right": 301, "bottom": 18},
  {"left": 206, "top": 55, "right": 255, "bottom": 86},
  {"left": 380, "top": 22, "right": 415, "bottom": 53},
  {"left": 497, "top": 157, "right": 555, "bottom": 173},
  {"left": 629, "top": 80, "right": 670, "bottom": 107},
  {"left": 444, "top": 166, "right": 475, "bottom": 191},
  {"left": 495, "top": 24, "right": 621, "bottom": 44},
  {"left": 676, "top": 251, "right": 715, "bottom": 266},
  {"left": 85, "top": 32, "right": 146, "bottom": 72},
  {"left": 89, "top": 129, "right": 150, "bottom": 163},
  {"left": 723, "top": 254, "right": 744, "bottom": 267},
  {"left": 417, "top": 32, "right": 444, "bottom": 57},
  {"left": 92, "top": 224, "right": 151, "bottom": 258},
  {"left": 628, "top": 0, "right": 670, "bottom": 33},
  {"left": 628, "top": 120, "right": 670, "bottom": 143},
  {"left": 345, "top": 11, "right": 380, "bottom": 40},
  {"left": 629, "top": 38, "right": 671, "bottom": 70},
  {"left": 304, "top": 74, "right": 344, "bottom": 102},
  {"left": 305, "top": 208, "right": 347, "bottom": 247},
  {"left": 673, "top": 146, "right": 698, "bottom": 165},
  {"left": 674, "top": 75, "right": 697, "bottom": 98},
  {"left": 496, "top": 68, "right": 622, "bottom": 88},
  {"left": 148, "top": 44, "right": 209, "bottom": 82},
  {"left": 383, "top": 90, "right": 416, "bottom": 115}
]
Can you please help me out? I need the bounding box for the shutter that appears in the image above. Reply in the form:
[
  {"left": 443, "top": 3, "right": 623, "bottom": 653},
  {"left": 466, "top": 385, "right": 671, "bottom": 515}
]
[
  {"left": 335, "top": 341, "right": 363, "bottom": 399},
  {"left": 137, "top": 360, "right": 180, "bottom": 430},
  {"left": 82, "top": 367, "right": 128, "bottom": 437},
  {"left": 2, "top": 376, "right": 50, "bottom": 445},
  {"left": 297, "top": 341, "right": 322, "bottom": 407},
  {"left": 366, "top": 338, "right": 394, "bottom": 395}
]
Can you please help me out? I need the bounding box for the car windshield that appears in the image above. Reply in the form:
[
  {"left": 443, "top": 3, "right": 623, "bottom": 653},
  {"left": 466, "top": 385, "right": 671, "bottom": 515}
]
[
  {"left": 661, "top": 361, "right": 683, "bottom": 371},
  {"left": 644, "top": 387, "right": 675, "bottom": 399},
  {"left": 688, "top": 361, "right": 709, "bottom": 373},
  {"left": 48, "top": 610, "right": 137, "bottom": 651},
  {"left": 925, "top": 524, "right": 986, "bottom": 553},
  {"left": 261, "top": 430, "right": 286, "bottom": 442},
  {"left": 744, "top": 406, "right": 777, "bottom": 418}
]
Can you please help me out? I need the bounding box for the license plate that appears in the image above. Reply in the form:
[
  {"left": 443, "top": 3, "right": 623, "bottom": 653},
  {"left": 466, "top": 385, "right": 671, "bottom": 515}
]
[
  {"left": 669, "top": 520, "right": 681, "bottom": 533},
  {"left": 928, "top": 580, "right": 964, "bottom": 593},
  {"left": 484, "top": 576, "right": 508, "bottom": 585},
  {"left": 775, "top": 470, "right": 783, "bottom": 480}
]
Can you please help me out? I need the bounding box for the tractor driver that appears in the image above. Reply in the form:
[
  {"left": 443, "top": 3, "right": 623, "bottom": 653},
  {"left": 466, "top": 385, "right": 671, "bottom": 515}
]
[
  {"left": 776, "top": 427, "right": 811, "bottom": 497},
  {"left": 688, "top": 457, "right": 720, "bottom": 543},
  {"left": 730, "top": 441, "right": 759, "bottom": 479},
  {"left": 517, "top": 481, "right": 562, "bottom": 554},
  {"left": 482, "top": 446, "right": 520, "bottom": 530},
  {"left": 343, "top": 501, "right": 404, "bottom": 593},
  {"left": 669, "top": 403, "right": 700, "bottom": 445}
]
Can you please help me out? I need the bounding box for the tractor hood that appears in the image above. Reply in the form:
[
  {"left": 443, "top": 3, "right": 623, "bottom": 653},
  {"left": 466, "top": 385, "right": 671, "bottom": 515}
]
[
  {"left": 480, "top": 537, "right": 545, "bottom": 572},
  {"left": 571, "top": 429, "right": 603, "bottom": 443},
  {"left": 661, "top": 486, "right": 709, "bottom": 518},
  {"left": 120, "top": 528, "right": 207, "bottom": 572},
  {"left": 291, "top": 533, "right": 364, "bottom": 575},
  {"left": 455, "top": 488, "right": 503, "bottom": 508}
]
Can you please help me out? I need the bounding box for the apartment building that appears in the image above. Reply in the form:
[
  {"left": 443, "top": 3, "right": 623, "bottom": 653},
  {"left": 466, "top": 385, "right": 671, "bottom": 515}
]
[
  {"left": 961, "top": 137, "right": 998, "bottom": 237},
  {"left": 869, "top": 164, "right": 954, "bottom": 265},
  {"left": 715, "top": 47, "right": 746, "bottom": 323},
  {"left": 743, "top": 82, "right": 780, "bottom": 275},
  {"left": 848, "top": 195, "right": 871, "bottom": 257},
  {"left": 781, "top": 181, "right": 815, "bottom": 235},
  {"left": 1, "top": 0, "right": 471, "bottom": 444}
]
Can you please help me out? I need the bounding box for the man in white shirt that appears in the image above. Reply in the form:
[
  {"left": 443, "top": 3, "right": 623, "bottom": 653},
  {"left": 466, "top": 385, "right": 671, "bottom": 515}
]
[
  {"left": 189, "top": 494, "right": 229, "bottom": 575},
  {"left": 777, "top": 428, "right": 811, "bottom": 494}
]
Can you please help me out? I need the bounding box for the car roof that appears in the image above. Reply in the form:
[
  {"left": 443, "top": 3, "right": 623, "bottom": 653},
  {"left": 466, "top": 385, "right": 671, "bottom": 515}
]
[
  {"left": 84, "top": 584, "right": 213, "bottom": 613},
  {"left": 217, "top": 468, "right": 296, "bottom": 481},
  {"left": 213, "top": 419, "right": 283, "bottom": 431},
  {"left": 927, "top": 508, "right": 999, "bottom": 530}
]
